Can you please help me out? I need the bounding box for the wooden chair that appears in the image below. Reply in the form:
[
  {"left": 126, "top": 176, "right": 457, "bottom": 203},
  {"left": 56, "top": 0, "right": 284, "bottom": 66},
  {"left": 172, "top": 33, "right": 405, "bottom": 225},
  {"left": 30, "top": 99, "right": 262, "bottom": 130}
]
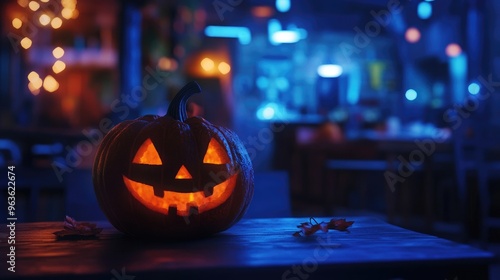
[
  {"left": 452, "top": 98, "right": 500, "bottom": 244},
  {"left": 0, "top": 139, "right": 67, "bottom": 222},
  {"left": 475, "top": 106, "right": 500, "bottom": 245}
]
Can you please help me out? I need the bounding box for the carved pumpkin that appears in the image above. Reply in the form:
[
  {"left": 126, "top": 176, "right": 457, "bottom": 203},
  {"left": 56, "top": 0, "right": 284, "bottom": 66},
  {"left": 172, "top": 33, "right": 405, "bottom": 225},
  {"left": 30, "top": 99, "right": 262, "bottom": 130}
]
[{"left": 93, "top": 81, "right": 254, "bottom": 239}]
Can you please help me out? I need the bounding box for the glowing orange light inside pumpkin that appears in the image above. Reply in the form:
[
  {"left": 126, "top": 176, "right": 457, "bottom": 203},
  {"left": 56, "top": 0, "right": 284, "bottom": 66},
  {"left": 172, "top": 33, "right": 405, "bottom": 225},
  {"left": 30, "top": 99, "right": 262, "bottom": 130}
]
[
  {"left": 123, "top": 174, "right": 237, "bottom": 216},
  {"left": 203, "top": 138, "right": 230, "bottom": 164},
  {"left": 175, "top": 165, "right": 192, "bottom": 179},
  {"left": 124, "top": 137, "right": 235, "bottom": 215},
  {"left": 133, "top": 138, "right": 162, "bottom": 165}
]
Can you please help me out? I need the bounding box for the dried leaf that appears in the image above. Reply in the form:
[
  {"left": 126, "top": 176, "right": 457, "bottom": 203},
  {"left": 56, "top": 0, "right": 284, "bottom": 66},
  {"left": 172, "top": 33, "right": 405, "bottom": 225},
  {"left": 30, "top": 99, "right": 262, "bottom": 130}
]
[
  {"left": 53, "top": 216, "right": 102, "bottom": 239},
  {"left": 326, "top": 218, "right": 354, "bottom": 232},
  {"left": 293, "top": 217, "right": 354, "bottom": 237}
]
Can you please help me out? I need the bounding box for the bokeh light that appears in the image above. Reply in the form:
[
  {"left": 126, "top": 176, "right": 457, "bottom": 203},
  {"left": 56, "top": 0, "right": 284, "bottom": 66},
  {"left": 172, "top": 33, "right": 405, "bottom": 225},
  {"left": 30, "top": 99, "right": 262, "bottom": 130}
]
[
  {"left": 52, "top": 47, "right": 65, "bottom": 59},
  {"left": 405, "top": 89, "right": 418, "bottom": 101},
  {"left": 43, "top": 75, "right": 60, "bottom": 93},
  {"left": 39, "top": 14, "right": 51, "bottom": 26},
  {"left": 28, "top": 1, "right": 40, "bottom": 11},
  {"left": 445, "top": 43, "right": 462, "bottom": 57},
  {"left": 405, "top": 27, "right": 421, "bottom": 43},
  {"left": 51, "top": 17, "right": 63, "bottom": 29},
  {"left": 200, "top": 58, "right": 215, "bottom": 71},
  {"left": 158, "top": 57, "right": 178, "bottom": 71},
  {"left": 468, "top": 82, "right": 480, "bottom": 95},
  {"left": 28, "top": 71, "right": 39, "bottom": 82},
  {"left": 20, "top": 37, "right": 32, "bottom": 49},
  {"left": 417, "top": 2, "right": 432, "bottom": 19},
  {"left": 17, "top": 0, "right": 29, "bottom": 7},
  {"left": 52, "top": 60, "right": 66, "bottom": 74},
  {"left": 12, "top": 18, "right": 22, "bottom": 29},
  {"left": 218, "top": 62, "right": 231, "bottom": 75}
]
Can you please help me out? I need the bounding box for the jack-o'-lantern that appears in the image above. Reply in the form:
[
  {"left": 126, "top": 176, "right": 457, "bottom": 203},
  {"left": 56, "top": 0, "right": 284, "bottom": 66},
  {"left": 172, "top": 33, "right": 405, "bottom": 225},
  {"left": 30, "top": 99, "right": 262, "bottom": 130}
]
[{"left": 92, "top": 81, "right": 253, "bottom": 239}]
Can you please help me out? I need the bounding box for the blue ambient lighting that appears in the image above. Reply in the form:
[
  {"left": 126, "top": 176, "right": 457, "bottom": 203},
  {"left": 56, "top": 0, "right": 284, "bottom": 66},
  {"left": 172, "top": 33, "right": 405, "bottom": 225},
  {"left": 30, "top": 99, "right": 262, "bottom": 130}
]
[
  {"left": 257, "top": 103, "right": 278, "bottom": 120},
  {"left": 468, "top": 82, "right": 480, "bottom": 95},
  {"left": 276, "top": 0, "right": 290, "bottom": 13},
  {"left": 405, "top": 89, "right": 418, "bottom": 101},
  {"left": 272, "top": 30, "right": 300, "bottom": 43},
  {"left": 268, "top": 19, "right": 307, "bottom": 45},
  {"left": 317, "top": 64, "right": 343, "bottom": 78},
  {"left": 204, "top": 26, "right": 251, "bottom": 45},
  {"left": 418, "top": 2, "right": 432, "bottom": 20}
]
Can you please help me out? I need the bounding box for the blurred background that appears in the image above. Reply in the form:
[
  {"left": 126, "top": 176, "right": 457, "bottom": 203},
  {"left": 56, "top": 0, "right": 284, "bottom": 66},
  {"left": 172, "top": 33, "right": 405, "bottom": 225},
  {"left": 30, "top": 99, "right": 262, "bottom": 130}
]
[{"left": 1, "top": 0, "right": 499, "bottom": 244}]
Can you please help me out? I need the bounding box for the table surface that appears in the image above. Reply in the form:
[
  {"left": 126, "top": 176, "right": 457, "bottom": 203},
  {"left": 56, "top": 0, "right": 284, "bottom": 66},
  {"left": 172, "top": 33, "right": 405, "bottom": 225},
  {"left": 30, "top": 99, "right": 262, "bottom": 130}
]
[{"left": 0, "top": 217, "right": 494, "bottom": 280}]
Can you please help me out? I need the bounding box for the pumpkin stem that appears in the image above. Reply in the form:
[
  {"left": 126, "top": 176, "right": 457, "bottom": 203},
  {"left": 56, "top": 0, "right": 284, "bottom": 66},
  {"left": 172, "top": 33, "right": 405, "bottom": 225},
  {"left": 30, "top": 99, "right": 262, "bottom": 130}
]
[{"left": 166, "top": 81, "right": 202, "bottom": 122}]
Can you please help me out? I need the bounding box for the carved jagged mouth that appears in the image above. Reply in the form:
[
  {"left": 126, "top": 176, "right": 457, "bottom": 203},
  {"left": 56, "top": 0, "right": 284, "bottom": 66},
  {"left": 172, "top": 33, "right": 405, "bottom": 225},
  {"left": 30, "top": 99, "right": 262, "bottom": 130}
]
[{"left": 122, "top": 174, "right": 238, "bottom": 216}]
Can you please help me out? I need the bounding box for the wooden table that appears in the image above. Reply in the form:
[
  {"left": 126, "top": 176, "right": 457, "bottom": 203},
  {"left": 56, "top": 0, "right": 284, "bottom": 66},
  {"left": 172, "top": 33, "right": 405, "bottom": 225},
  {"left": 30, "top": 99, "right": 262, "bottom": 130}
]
[{"left": 0, "top": 217, "right": 493, "bottom": 280}]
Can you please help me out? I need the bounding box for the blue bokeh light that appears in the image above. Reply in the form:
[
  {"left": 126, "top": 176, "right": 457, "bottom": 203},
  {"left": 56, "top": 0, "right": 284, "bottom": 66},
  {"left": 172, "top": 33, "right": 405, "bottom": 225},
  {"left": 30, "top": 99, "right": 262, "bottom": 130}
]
[
  {"left": 418, "top": 2, "right": 432, "bottom": 19},
  {"left": 317, "top": 64, "right": 343, "bottom": 78},
  {"left": 405, "top": 89, "right": 418, "bottom": 101},
  {"left": 468, "top": 82, "right": 480, "bottom": 95},
  {"left": 276, "top": 0, "right": 291, "bottom": 13}
]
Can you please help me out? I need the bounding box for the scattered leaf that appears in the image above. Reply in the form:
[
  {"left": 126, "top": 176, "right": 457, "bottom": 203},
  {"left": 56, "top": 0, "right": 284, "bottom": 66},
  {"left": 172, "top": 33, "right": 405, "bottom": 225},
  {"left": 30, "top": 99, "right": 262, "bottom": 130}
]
[
  {"left": 53, "top": 216, "right": 103, "bottom": 239},
  {"left": 293, "top": 217, "right": 354, "bottom": 237},
  {"left": 326, "top": 218, "right": 354, "bottom": 232}
]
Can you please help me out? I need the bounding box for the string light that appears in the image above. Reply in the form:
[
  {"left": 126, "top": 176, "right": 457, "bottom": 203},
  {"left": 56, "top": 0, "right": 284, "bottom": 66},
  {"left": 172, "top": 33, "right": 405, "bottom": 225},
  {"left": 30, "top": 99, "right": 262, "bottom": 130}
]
[
  {"left": 28, "top": 1, "right": 40, "bottom": 11},
  {"left": 51, "top": 17, "right": 63, "bottom": 29},
  {"left": 28, "top": 71, "right": 39, "bottom": 82},
  {"left": 20, "top": 37, "right": 32, "bottom": 49},
  {"left": 12, "top": 18, "right": 22, "bottom": 29},
  {"left": 28, "top": 82, "right": 41, "bottom": 95},
  {"left": 43, "top": 75, "right": 59, "bottom": 92},
  {"left": 52, "top": 60, "right": 66, "bottom": 74},
  {"left": 218, "top": 62, "right": 231, "bottom": 75},
  {"left": 61, "top": 8, "right": 73, "bottom": 19},
  {"left": 39, "top": 14, "right": 51, "bottom": 26},
  {"left": 17, "top": 0, "right": 29, "bottom": 7},
  {"left": 29, "top": 74, "right": 43, "bottom": 89},
  {"left": 52, "top": 47, "right": 65, "bottom": 59},
  {"left": 200, "top": 58, "right": 215, "bottom": 71}
]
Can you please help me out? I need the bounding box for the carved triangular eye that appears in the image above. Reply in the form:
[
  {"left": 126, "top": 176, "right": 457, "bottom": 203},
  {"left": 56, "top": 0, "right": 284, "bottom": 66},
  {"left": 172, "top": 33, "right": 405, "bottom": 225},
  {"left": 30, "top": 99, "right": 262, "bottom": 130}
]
[
  {"left": 203, "top": 138, "right": 230, "bottom": 164},
  {"left": 133, "top": 138, "right": 162, "bottom": 165}
]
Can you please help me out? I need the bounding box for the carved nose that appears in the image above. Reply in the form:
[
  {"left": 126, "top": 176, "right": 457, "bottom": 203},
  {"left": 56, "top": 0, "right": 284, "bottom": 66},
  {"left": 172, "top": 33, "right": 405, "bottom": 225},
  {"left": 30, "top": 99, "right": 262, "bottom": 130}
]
[{"left": 175, "top": 165, "right": 192, "bottom": 179}]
